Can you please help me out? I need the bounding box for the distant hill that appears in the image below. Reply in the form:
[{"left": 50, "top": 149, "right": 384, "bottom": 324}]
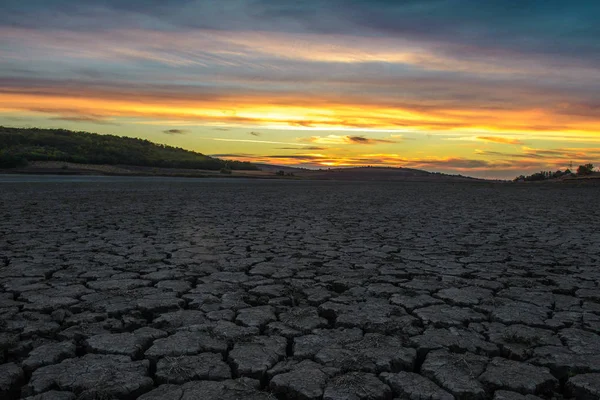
[
  {"left": 290, "top": 166, "right": 487, "bottom": 182},
  {"left": 0, "top": 126, "right": 257, "bottom": 171},
  {"left": 252, "top": 163, "right": 310, "bottom": 173}
]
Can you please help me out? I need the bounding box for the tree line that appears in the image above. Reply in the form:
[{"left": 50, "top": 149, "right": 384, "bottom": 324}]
[
  {"left": 514, "top": 164, "right": 595, "bottom": 182},
  {"left": 0, "top": 127, "right": 257, "bottom": 171}
]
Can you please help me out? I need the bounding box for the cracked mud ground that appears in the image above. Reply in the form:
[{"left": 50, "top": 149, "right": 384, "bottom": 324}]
[{"left": 1, "top": 179, "right": 600, "bottom": 400}]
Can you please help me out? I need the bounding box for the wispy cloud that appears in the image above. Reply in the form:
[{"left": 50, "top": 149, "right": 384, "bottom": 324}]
[
  {"left": 278, "top": 146, "right": 327, "bottom": 150},
  {"left": 209, "top": 153, "right": 255, "bottom": 158},
  {"left": 163, "top": 129, "right": 187, "bottom": 134},
  {"left": 346, "top": 135, "right": 396, "bottom": 144},
  {"left": 249, "top": 131, "right": 261, "bottom": 136},
  {"left": 476, "top": 136, "right": 523, "bottom": 145},
  {"left": 3, "top": 78, "right": 600, "bottom": 135},
  {"left": 49, "top": 116, "right": 118, "bottom": 125},
  {"left": 477, "top": 146, "right": 600, "bottom": 161},
  {"left": 207, "top": 137, "right": 312, "bottom": 146},
  {"left": 305, "top": 135, "right": 398, "bottom": 145}
]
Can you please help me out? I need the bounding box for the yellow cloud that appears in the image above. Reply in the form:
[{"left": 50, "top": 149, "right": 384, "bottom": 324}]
[{"left": 476, "top": 136, "right": 524, "bottom": 145}]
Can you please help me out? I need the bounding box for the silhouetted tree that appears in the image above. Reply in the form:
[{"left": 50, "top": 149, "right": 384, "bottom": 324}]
[{"left": 577, "top": 163, "right": 594, "bottom": 176}]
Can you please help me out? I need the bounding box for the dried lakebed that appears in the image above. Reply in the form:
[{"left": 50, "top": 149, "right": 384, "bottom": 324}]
[{"left": 1, "top": 178, "right": 600, "bottom": 400}]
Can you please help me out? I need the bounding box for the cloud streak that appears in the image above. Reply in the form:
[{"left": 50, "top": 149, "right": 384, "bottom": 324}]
[
  {"left": 305, "top": 135, "right": 399, "bottom": 145},
  {"left": 2, "top": 77, "right": 599, "bottom": 135},
  {"left": 476, "top": 136, "right": 523, "bottom": 145},
  {"left": 207, "top": 137, "right": 311, "bottom": 146}
]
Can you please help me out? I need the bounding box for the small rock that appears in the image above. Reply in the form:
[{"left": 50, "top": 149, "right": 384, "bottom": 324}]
[
  {"left": 436, "top": 286, "right": 493, "bottom": 306},
  {"left": 235, "top": 306, "right": 276, "bottom": 329},
  {"left": 414, "top": 305, "right": 486, "bottom": 328},
  {"left": 152, "top": 310, "right": 207, "bottom": 332},
  {"left": 493, "top": 390, "right": 543, "bottom": 399},
  {"left": 155, "top": 353, "right": 231, "bottom": 384},
  {"left": 138, "top": 377, "right": 270, "bottom": 400},
  {"left": 411, "top": 327, "right": 498, "bottom": 356},
  {"left": 294, "top": 328, "right": 363, "bottom": 359},
  {"left": 264, "top": 322, "right": 303, "bottom": 338},
  {"left": 566, "top": 373, "right": 600, "bottom": 399},
  {"left": 86, "top": 333, "right": 149, "bottom": 359},
  {"left": 279, "top": 307, "right": 328, "bottom": 333},
  {"left": 491, "top": 302, "right": 550, "bottom": 328},
  {"left": 390, "top": 294, "right": 444, "bottom": 311},
  {"left": 228, "top": 335, "right": 287, "bottom": 379},
  {"left": 145, "top": 331, "right": 227, "bottom": 359},
  {"left": 421, "top": 350, "right": 488, "bottom": 399},
  {"left": 315, "top": 333, "right": 416, "bottom": 373},
  {"left": 531, "top": 345, "right": 600, "bottom": 379},
  {"left": 270, "top": 360, "right": 330, "bottom": 400},
  {"left": 23, "top": 391, "right": 76, "bottom": 400},
  {"left": 155, "top": 279, "right": 191, "bottom": 294},
  {"left": 27, "top": 354, "right": 152, "bottom": 399},
  {"left": 479, "top": 357, "right": 557, "bottom": 395},
  {"left": 249, "top": 284, "right": 287, "bottom": 298},
  {"left": 336, "top": 300, "right": 419, "bottom": 335},
  {"left": 23, "top": 342, "right": 76, "bottom": 372},
  {"left": 0, "top": 363, "right": 24, "bottom": 399},
  {"left": 323, "top": 372, "right": 393, "bottom": 400},
  {"left": 87, "top": 279, "right": 152, "bottom": 291},
  {"left": 380, "top": 371, "right": 454, "bottom": 400},
  {"left": 191, "top": 320, "right": 260, "bottom": 344},
  {"left": 136, "top": 296, "right": 185, "bottom": 315},
  {"left": 559, "top": 328, "right": 600, "bottom": 355}
]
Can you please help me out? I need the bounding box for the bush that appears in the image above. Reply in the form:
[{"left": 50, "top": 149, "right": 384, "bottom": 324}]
[
  {"left": 577, "top": 164, "right": 594, "bottom": 176},
  {"left": 0, "top": 153, "right": 28, "bottom": 168}
]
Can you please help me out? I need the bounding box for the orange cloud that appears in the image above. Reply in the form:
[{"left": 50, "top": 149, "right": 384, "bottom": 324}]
[
  {"left": 2, "top": 81, "right": 600, "bottom": 137},
  {"left": 476, "top": 136, "right": 523, "bottom": 145}
]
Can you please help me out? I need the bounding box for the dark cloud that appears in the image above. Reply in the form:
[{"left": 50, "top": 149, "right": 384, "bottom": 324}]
[
  {"left": 476, "top": 150, "right": 541, "bottom": 159},
  {"left": 163, "top": 129, "right": 188, "bottom": 134},
  {"left": 341, "top": 0, "right": 600, "bottom": 66},
  {"left": 29, "top": 107, "right": 118, "bottom": 125},
  {"left": 50, "top": 116, "right": 119, "bottom": 125},
  {"left": 3, "top": 0, "right": 598, "bottom": 68},
  {"left": 249, "top": 131, "right": 261, "bottom": 136},
  {"left": 209, "top": 153, "right": 253, "bottom": 157},
  {"left": 347, "top": 135, "right": 395, "bottom": 144},
  {"left": 278, "top": 146, "right": 327, "bottom": 150},
  {"left": 478, "top": 147, "right": 600, "bottom": 160},
  {"left": 263, "top": 154, "right": 324, "bottom": 159}
]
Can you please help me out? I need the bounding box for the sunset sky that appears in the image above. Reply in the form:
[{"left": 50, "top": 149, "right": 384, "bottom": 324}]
[{"left": 1, "top": 1, "right": 599, "bottom": 178}]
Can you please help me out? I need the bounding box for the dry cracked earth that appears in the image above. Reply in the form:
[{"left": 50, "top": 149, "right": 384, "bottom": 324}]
[{"left": 1, "top": 178, "right": 600, "bottom": 400}]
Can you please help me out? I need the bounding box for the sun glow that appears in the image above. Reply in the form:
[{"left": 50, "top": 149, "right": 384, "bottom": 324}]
[{"left": 3, "top": 89, "right": 600, "bottom": 136}]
